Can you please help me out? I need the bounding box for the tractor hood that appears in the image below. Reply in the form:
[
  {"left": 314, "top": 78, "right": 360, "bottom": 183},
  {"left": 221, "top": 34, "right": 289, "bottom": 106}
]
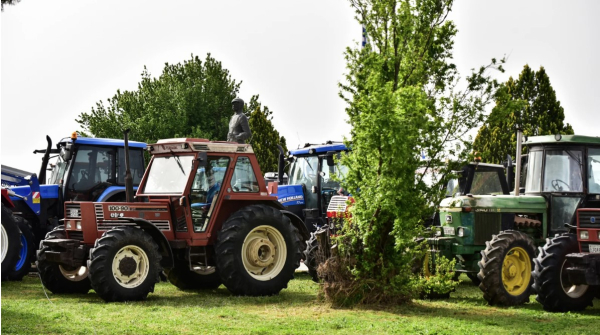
[{"left": 439, "top": 194, "right": 546, "bottom": 212}]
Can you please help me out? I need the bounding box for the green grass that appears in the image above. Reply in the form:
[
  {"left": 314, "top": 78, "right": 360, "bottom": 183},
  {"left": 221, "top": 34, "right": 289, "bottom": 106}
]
[{"left": 2, "top": 273, "right": 599, "bottom": 335}]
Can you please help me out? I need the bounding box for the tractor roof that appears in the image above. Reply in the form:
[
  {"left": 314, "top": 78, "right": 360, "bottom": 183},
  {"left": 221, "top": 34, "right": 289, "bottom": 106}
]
[
  {"left": 525, "top": 135, "right": 600, "bottom": 146},
  {"left": 289, "top": 142, "right": 348, "bottom": 156},
  {"left": 150, "top": 138, "right": 254, "bottom": 154},
  {"left": 59, "top": 137, "right": 147, "bottom": 149}
]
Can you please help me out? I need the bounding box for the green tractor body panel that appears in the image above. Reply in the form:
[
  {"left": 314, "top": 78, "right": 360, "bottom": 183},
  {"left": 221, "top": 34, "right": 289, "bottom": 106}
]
[{"left": 433, "top": 195, "right": 547, "bottom": 272}]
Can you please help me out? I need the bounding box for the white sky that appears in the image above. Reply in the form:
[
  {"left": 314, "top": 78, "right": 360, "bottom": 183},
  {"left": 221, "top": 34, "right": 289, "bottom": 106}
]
[{"left": 1, "top": 0, "right": 598, "bottom": 173}]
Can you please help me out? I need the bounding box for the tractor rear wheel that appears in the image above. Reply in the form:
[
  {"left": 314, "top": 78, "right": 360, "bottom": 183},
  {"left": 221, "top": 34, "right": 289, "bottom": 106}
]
[
  {"left": 8, "top": 217, "right": 35, "bottom": 280},
  {"left": 215, "top": 205, "right": 303, "bottom": 296},
  {"left": 532, "top": 234, "right": 596, "bottom": 312},
  {"left": 304, "top": 232, "right": 319, "bottom": 282},
  {"left": 477, "top": 230, "right": 536, "bottom": 306},
  {"left": 88, "top": 227, "right": 162, "bottom": 302},
  {"left": 1, "top": 204, "right": 21, "bottom": 280},
  {"left": 166, "top": 261, "right": 221, "bottom": 290},
  {"left": 36, "top": 226, "right": 91, "bottom": 294}
]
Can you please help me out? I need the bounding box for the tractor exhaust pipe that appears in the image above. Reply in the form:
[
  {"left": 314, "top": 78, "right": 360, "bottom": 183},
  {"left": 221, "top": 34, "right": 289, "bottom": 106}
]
[
  {"left": 277, "top": 144, "right": 285, "bottom": 184},
  {"left": 38, "top": 135, "right": 52, "bottom": 185},
  {"left": 514, "top": 128, "right": 523, "bottom": 196},
  {"left": 123, "top": 129, "right": 134, "bottom": 202}
]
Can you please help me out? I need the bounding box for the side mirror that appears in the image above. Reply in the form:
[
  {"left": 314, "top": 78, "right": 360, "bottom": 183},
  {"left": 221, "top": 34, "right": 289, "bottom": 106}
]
[
  {"left": 197, "top": 152, "right": 208, "bottom": 167},
  {"left": 311, "top": 185, "right": 317, "bottom": 194},
  {"left": 179, "top": 196, "right": 187, "bottom": 206}
]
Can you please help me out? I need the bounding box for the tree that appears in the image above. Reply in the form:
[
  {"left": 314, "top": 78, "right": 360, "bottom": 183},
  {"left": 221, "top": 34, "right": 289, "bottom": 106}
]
[
  {"left": 320, "top": 0, "right": 503, "bottom": 305},
  {"left": 473, "top": 65, "right": 574, "bottom": 164},
  {"left": 77, "top": 54, "right": 241, "bottom": 144},
  {"left": 1, "top": 0, "right": 21, "bottom": 11},
  {"left": 246, "top": 95, "right": 288, "bottom": 174}
]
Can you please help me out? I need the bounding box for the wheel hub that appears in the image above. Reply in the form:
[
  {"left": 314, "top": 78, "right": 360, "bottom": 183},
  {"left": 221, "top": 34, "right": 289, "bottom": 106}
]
[
  {"left": 502, "top": 247, "right": 531, "bottom": 296},
  {"left": 118, "top": 256, "right": 137, "bottom": 277},
  {"left": 112, "top": 245, "right": 149, "bottom": 288},
  {"left": 241, "top": 225, "right": 287, "bottom": 281}
]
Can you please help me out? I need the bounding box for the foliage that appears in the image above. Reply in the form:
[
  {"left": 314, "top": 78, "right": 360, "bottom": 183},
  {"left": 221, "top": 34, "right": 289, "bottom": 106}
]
[
  {"left": 1, "top": 0, "right": 20, "bottom": 11},
  {"left": 246, "top": 95, "right": 288, "bottom": 174},
  {"left": 415, "top": 254, "right": 459, "bottom": 297},
  {"left": 77, "top": 54, "right": 241, "bottom": 144},
  {"left": 320, "top": 0, "right": 503, "bottom": 305},
  {"left": 473, "top": 65, "right": 575, "bottom": 164}
]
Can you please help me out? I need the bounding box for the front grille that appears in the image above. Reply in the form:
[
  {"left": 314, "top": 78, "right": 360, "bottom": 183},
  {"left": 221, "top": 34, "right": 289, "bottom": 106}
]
[
  {"left": 97, "top": 220, "right": 171, "bottom": 231},
  {"left": 68, "top": 231, "right": 84, "bottom": 241},
  {"left": 327, "top": 196, "right": 349, "bottom": 212},
  {"left": 474, "top": 212, "right": 502, "bottom": 245},
  {"left": 95, "top": 204, "right": 104, "bottom": 220},
  {"left": 65, "top": 203, "right": 81, "bottom": 219},
  {"left": 579, "top": 210, "right": 600, "bottom": 228}
]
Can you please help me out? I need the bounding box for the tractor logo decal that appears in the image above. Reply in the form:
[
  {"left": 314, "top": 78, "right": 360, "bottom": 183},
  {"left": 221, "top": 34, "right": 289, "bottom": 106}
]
[
  {"left": 278, "top": 195, "right": 304, "bottom": 205},
  {"left": 32, "top": 192, "right": 40, "bottom": 204},
  {"left": 591, "top": 217, "right": 596, "bottom": 224}
]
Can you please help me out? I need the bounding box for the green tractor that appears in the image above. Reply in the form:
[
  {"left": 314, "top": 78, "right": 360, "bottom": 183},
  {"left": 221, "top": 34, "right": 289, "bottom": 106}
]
[{"left": 430, "top": 134, "right": 600, "bottom": 306}]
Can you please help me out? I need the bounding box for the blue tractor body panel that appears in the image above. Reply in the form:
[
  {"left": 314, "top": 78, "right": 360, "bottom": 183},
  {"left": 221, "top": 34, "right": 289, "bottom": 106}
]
[
  {"left": 289, "top": 143, "right": 348, "bottom": 156},
  {"left": 59, "top": 137, "right": 147, "bottom": 149},
  {"left": 96, "top": 186, "right": 139, "bottom": 202},
  {"left": 275, "top": 185, "right": 305, "bottom": 206}
]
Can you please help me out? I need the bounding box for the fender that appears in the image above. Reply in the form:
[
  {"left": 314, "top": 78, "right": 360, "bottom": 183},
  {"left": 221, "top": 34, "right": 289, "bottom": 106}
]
[
  {"left": 96, "top": 186, "right": 139, "bottom": 202},
  {"left": 280, "top": 210, "right": 309, "bottom": 242},
  {"left": 120, "top": 217, "right": 174, "bottom": 269}
]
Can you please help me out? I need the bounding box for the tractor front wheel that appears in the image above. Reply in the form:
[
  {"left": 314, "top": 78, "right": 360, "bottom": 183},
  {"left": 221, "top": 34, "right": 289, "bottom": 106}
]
[
  {"left": 8, "top": 217, "right": 35, "bottom": 280},
  {"left": 215, "top": 205, "right": 303, "bottom": 296},
  {"left": 1, "top": 204, "right": 21, "bottom": 280},
  {"left": 477, "top": 230, "right": 536, "bottom": 306},
  {"left": 88, "top": 227, "right": 161, "bottom": 302},
  {"left": 166, "top": 261, "right": 221, "bottom": 290},
  {"left": 532, "top": 233, "right": 597, "bottom": 312},
  {"left": 36, "top": 226, "right": 91, "bottom": 294}
]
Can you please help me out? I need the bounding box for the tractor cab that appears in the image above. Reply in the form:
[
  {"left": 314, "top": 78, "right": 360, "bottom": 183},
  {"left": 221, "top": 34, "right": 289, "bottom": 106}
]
[
  {"left": 273, "top": 142, "right": 349, "bottom": 232},
  {"left": 523, "top": 135, "right": 600, "bottom": 234}
]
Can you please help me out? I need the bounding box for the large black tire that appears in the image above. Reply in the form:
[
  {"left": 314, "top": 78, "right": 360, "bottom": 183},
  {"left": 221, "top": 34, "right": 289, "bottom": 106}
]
[
  {"left": 477, "top": 230, "right": 536, "bottom": 306},
  {"left": 8, "top": 217, "right": 35, "bottom": 280},
  {"left": 215, "top": 205, "right": 303, "bottom": 296},
  {"left": 304, "top": 232, "right": 319, "bottom": 282},
  {"left": 88, "top": 227, "right": 162, "bottom": 302},
  {"left": 1, "top": 204, "right": 22, "bottom": 280},
  {"left": 532, "top": 234, "right": 597, "bottom": 312},
  {"left": 166, "top": 261, "right": 221, "bottom": 290},
  {"left": 36, "top": 226, "right": 91, "bottom": 294}
]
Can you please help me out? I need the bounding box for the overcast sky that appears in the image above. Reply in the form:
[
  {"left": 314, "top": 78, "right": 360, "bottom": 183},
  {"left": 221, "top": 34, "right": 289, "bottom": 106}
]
[{"left": 2, "top": 0, "right": 598, "bottom": 173}]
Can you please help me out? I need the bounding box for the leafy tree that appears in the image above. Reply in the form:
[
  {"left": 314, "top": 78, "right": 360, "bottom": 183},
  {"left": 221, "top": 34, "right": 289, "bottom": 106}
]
[
  {"left": 1, "top": 0, "right": 21, "bottom": 11},
  {"left": 77, "top": 54, "right": 241, "bottom": 144},
  {"left": 246, "top": 95, "right": 288, "bottom": 174},
  {"left": 320, "top": 0, "right": 503, "bottom": 305},
  {"left": 473, "top": 65, "right": 574, "bottom": 164}
]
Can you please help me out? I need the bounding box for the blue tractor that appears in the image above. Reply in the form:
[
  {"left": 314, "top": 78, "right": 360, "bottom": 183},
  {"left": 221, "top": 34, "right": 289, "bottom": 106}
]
[
  {"left": 270, "top": 141, "right": 349, "bottom": 234},
  {"left": 1, "top": 133, "right": 146, "bottom": 280}
]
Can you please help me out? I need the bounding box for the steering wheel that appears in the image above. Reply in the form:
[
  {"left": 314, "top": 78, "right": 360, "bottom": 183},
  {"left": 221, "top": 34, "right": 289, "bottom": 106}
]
[{"left": 551, "top": 179, "right": 570, "bottom": 191}]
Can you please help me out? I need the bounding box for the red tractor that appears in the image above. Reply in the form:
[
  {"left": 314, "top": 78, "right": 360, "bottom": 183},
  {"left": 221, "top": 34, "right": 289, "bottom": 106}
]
[{"left": 36, "top": 138, "right": 309, "bottom": 302}]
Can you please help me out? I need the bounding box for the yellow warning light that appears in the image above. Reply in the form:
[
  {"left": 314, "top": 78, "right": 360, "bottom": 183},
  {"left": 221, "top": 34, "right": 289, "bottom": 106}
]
[{"left": 71, "top": 131, "right": 78, "bottom": 140}]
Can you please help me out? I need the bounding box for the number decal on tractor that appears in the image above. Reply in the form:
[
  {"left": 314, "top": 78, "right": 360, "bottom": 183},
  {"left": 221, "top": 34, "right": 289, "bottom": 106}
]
[
  {"left": 108, "top": 205, "right": 130, "bottom": 211},
  {"left": 110, "top": 212, "right": 125, "bottom": 218}
]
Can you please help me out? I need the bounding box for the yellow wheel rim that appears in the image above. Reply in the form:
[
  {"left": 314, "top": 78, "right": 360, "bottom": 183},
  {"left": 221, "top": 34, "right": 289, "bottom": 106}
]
[
  {"left": 501, "top": 246, "right": 531, "bottom": 296},
  {"left": 423, "top": 252, "right": 433, "bottom": 277}
]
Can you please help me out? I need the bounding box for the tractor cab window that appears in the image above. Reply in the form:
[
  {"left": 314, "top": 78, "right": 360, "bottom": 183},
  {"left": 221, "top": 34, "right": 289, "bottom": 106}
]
[
  {"left": 190, "top": 157, "right": 229, "bottom": 232},
  {"left": 230, "top": 157, "right": 259, "bottom": 192},
  {"left": 543, "top": 149, "right": 583, "bottom": 193},
  {"left": 49, "top": 159, "right": 67, "bottom": 185},
  {"left": 525, "top": 151, "right": 543, "bottom": 193},
  {"left": 471, "top": 171, "right": 504, "bottom": 195},
  {"left": 67, "top": 145, "right": 116, "bottom": 200},
  {"left": 588, "top": 148, "right": 600, "bottom": 194},
  {"left": 143, "top": 155, "right": 195, "bottom": 194},
  {"left": 320, "top": 156, "right": 347, "bottom": 190},
  {"left": 288, "top": 156, "right": 319, "bottom": 208},
  {"left": 117, "top": 148, "right": 145, "bottom": 185}
]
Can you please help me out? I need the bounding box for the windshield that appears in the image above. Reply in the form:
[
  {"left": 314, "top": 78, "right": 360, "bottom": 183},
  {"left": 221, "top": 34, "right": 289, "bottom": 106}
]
[
  {"left": 143, "top": 155, "right": 195, "bottom": 194},
  {"left": 288, "top": 156, "right": 318, "bottom": 186},
  {"left": 588, "top": 148, "right": 600, "bottom": 194},
  {"left": 543, "top": 149, "right": 582, "bottom": 192},
  {"left": 471, "top": 171, "right": 504, "bottom": 195}
]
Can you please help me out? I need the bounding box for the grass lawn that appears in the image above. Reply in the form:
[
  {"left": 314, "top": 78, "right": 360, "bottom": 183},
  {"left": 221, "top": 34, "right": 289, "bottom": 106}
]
[{"left": 2, "top": 272, "right": 599, "bottom": 334}]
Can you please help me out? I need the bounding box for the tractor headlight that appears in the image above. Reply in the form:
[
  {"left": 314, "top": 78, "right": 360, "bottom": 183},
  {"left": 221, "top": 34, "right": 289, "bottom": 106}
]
[
  {"left": 580, "top": 230, "right": 589, "bottom": 240},
  {"left": 66, "top": 222, "right": 72, "bottom": 229},
  {"left": 457, "top": 227, "right": 470, "bottom": 237},
  {"left": 434, "top": 227, "right": 442, "bottom": 236},
  {"left": 76, "top": 222, "right": 82, "bottom": 230}
]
